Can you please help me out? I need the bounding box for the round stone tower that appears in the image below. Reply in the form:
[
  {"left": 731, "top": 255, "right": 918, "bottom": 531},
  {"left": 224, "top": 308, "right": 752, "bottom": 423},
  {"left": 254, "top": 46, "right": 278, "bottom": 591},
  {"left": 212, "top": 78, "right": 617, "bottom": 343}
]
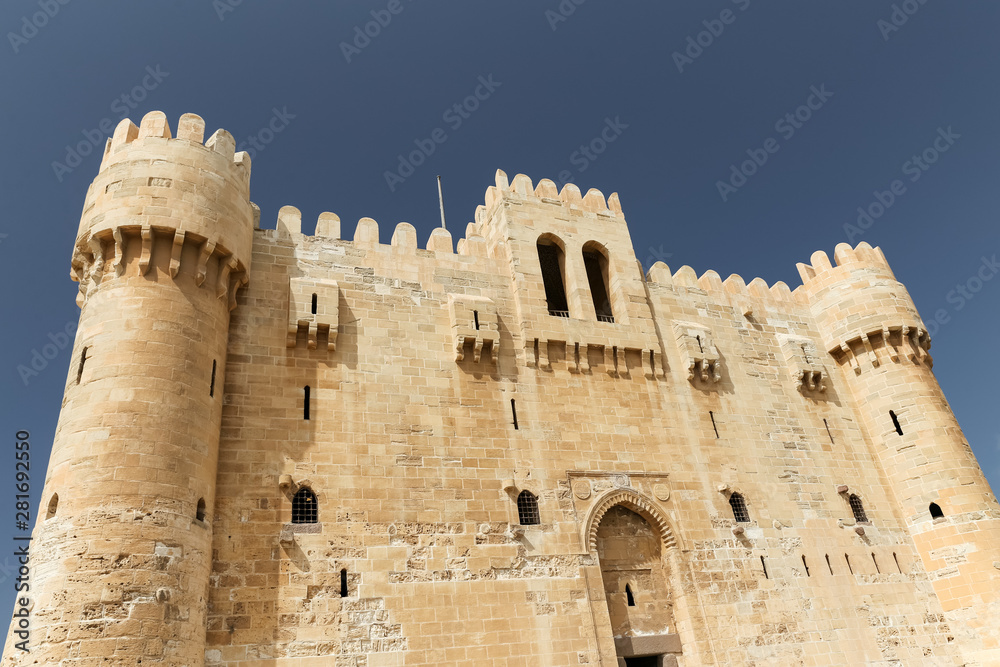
[
  {"left": 798, "top": 241, "right": 1000, "bottom": 663},
  {"left": 3, "top": 111, "right": 254, "bottom": 666}
]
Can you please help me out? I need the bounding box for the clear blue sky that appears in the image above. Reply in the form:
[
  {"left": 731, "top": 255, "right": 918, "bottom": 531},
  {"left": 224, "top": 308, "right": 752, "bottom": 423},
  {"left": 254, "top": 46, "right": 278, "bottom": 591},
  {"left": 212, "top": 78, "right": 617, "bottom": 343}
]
[{"left": 1, "top": 1, "right": 999, "bottom": 627}]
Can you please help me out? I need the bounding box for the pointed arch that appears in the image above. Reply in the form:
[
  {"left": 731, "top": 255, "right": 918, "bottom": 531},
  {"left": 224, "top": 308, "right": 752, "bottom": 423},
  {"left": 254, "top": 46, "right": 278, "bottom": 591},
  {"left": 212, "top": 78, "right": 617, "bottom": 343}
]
[{"left": 583, "top": 488, "right": 678, "bottom": 554}]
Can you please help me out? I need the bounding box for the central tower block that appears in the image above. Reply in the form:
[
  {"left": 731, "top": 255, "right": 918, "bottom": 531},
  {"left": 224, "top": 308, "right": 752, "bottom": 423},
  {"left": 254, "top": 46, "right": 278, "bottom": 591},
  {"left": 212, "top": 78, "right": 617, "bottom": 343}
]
[
  {"left": 3, "top": 112, "right": 255, "bottom": 666},
  {"left": 798, "top": 242, "right": 1000, "bottom": 663}
]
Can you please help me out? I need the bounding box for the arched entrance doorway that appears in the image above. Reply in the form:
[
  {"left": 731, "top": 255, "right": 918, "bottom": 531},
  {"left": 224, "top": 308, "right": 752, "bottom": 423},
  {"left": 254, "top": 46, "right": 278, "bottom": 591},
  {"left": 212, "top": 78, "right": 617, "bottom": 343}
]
[{"left": 594, "top": 503, "right": 682, "bottom": 667}]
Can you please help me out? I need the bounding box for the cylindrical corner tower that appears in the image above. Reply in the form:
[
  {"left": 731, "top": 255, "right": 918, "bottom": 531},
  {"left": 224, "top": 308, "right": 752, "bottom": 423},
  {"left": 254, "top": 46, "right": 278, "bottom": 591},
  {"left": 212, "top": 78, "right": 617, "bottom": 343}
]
[
  {"left": 2, "top": 111, "right": 254, "bottom": 666},
  {"left": 799, "top": 241, "right": 1000, "bottom": 662}
]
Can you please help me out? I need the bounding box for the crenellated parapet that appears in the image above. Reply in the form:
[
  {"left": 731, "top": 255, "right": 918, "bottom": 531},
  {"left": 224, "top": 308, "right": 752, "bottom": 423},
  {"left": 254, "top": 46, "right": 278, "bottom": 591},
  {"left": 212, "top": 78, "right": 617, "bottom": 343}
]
[
  {"left": 795, "top": 242, "right": 931, "bottom": 373},
  {"left": 71, "top": 111, "right": 256, "bottom": 309}
]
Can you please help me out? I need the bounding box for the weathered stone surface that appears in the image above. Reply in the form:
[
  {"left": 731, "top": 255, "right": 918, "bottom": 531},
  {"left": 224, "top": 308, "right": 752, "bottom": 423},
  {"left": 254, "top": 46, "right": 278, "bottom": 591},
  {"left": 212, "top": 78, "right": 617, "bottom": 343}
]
[{"left": 3, "top": 115, "right": 1000, "bottom": 667}]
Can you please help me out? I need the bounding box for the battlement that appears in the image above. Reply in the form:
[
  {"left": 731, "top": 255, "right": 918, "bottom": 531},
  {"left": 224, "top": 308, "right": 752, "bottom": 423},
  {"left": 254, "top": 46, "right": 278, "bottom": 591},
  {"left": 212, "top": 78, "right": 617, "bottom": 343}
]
[
  {"left": 796, "top": 241, "right": 895, "bottom": 287},
  {"left": 98, "top": 111, "right": 251, "bottom": 191},
  {"left": 475, "top": 169, "right": 624, "bottom": 227}
]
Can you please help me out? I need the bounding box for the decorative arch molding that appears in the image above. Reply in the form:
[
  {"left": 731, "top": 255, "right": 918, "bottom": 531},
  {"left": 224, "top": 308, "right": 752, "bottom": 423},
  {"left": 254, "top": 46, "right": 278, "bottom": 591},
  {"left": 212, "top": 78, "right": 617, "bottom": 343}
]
[{"left": 583, "top": 488, "right": 678, "bottom": 554}]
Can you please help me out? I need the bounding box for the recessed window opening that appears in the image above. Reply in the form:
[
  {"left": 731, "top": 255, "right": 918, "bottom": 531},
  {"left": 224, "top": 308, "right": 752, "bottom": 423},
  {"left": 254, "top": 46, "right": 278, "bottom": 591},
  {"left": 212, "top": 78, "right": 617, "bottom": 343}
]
[
  {"left": 537, "top": 239, "right": 569, "bottom": 317},
  {"left": 473, "top": 310, "right": 480, "bottom": 330},
  {"left": 311, "top": 293, "right": 317, "bottom": 315},
  {"left": 196, "top": 498, "right": 206, "bottom": 522},
  {"left": 709, "top": 411, "right": 719, "bottom": 439},
  {"left": 582, "top": 245, "right": 614, "bottom": 323},
  {"left": 871, "top": 553, "right": 880, "bottom": 574},
  {"left": 76, "top": 346, "right": 88, "bottom": 385},
  {"left": 929, "top": 502, "right": 944, "bottom": 519},
  {"left": 760, "top": 556, "right": 769, "bottom": 579},
  {"left": 625, "top": 584, "right": 635, "bottom": 606},
  {"left": 511, "top": 399, "right": 518, "bottom": 430},
  {"left": 849, "top": 494, "right": 869, "bottom": 524},
  {"left": 893, "top": 552, "right": 902, "bottom": 574},
  {"left": 517, "top": 490, "right": 540, "bottom": 525},
  {"left": 210, "top": 360, "right": 217, "bottom": 397},
  {"left": 825, "top": 554, "right": 833, "bottom": 575},
  {"left": 823, "top": 419, "right": 834, "bottom": 444},
  {"left": 304, "top": 385, "right": 311, "bottom": 420},
  {"left": 340, "top": 568, "right": 348, "bottom": 597},
  {"left": 889, "top": 410, "right": 903, "bottom": 435},
  {"left": 729, "top": 492, "right": 749, "bottom": 523},
  {"left": 801, "top": 555, "right": 810, "bottom": 577},
  {"left": 845, "top": 554, "right": 853, "bottom": 575},
  {"left": 292, "top": 487, "right": 318, "bottom": 524},
  {"left": 46, "top": 493, "right": 58, "bottom": 520}
]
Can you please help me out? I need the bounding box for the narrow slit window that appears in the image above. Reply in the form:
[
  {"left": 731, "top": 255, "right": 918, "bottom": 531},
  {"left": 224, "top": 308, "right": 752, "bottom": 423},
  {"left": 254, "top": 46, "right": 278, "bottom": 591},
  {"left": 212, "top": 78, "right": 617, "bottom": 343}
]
[
  {"left": 849, "top": 494, "right": 869, "bottom": 524},
  {"left": 46, "top": 493, "right": 58, "bottom": 520},
  {"left": 729, "top": 492, "right": 749, "bottom": 523},
  {"left": 340, "top": 568, "right": 348, "bottom": 597},
  {"left": 304, "top": 385, "right": 311, "bottom": 420},
  {"left": 929, "top": 502, "right": 944, "bottom": 519},
  {"left": 76, "top": 346, "right": 88, "bottom": 385},
  {"left": 889, "top": 410, "right": 903, "bottom": 435},
  {"left": 311, "top": 293, "right": 318, "bottom": 315},
  {"left": 511, "top": 399, "right": 518, "bottom": 430},
  {"left": 537, "top": 239, "right": 569, "bottom": 317},
  {"left": 517, "top": 490, "right": 540, "bottom": 525},
  {"left": 801, "top": 555, "right": 810, "bottom": 577},
  {"left": 196, "top": 498, "right": 206, "bottom": 522},
  {"left": 473, "top": 310, "right": 480, "bottom": 330},
  {"left": 582, "top": 245, "right": 614, "bottom": 323},
  {"left": 825, "top": 554, "right": 833, "bottom": 575},
  {"left": 760, "top": 556, "right": 769, "bottom": 579},
  {"left": 871, "top": 553, "right": 880, "bottom": 574},
  {"left": 710, "top": 411, "right": 719, "bottom": 439},
  {"left": 845, "top": 554, "right": 853, "bottom": 575},
  {"left": 893, "top": 552, "right": 902, "bottom": 573},
  {"left": 625, "top": 584, "right": 635, "bottom": 606},
  {"left": 292, "top": 487, "right": 318, "bottom": 524},
  {"left": 823, "top": 419, "right": 834, "bottom": 444},
  {"left": 210, "top": 360, "right": 217, "bottom": 397},
  {"left": 696, "top": 335, "right": 703, "bottom": 352}
]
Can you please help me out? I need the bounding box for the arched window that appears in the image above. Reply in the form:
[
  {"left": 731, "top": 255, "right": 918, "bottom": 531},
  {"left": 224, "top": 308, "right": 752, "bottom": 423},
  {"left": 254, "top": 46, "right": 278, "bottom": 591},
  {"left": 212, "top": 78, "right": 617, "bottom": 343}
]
[
  {"left": 517, "top": 490, "right": 540, "bottom": 525},
  {"left": 582, "top": 242, "right": 613, "bottom": 323},
  {"left": 848, "top": 494, "right": 869, "bottom": 523},
  {"left": 929, "top": 502, "right": 944, "bottom": 519},
  {"left": 292, "top": 487, "right": 318, "bottom": 524},
  {"left": 537, "top": 236, "right": 569, "bottom": 317},
  {"left": 729, "top": 492, "right": 750, "bottom": 523},
  {"left": 46, "top": 493, "right": 58, "bottom": 520},
  {"left": 196, "top": 498, "right": 207, "bottom": 522}
]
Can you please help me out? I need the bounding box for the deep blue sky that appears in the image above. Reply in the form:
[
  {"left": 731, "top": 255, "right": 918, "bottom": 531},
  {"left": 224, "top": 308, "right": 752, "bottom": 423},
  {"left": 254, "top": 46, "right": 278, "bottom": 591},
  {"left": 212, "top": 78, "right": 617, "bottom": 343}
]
[{"left": 1, "top": 1, "right": 998, "bottom": 627}]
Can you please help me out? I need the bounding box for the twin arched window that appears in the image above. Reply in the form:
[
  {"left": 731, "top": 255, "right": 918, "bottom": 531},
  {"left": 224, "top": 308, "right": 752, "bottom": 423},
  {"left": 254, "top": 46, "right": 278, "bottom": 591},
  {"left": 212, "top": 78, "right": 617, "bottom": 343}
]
[{"left": 536, "top": 236, "right": 614, "bottom": 322}]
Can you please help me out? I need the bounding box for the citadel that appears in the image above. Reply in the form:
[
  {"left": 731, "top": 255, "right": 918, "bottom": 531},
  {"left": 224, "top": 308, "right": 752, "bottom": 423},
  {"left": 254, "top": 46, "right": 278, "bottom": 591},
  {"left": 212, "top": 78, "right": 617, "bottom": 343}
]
[{"left": 4, "top": 110, "right": 1000, "bottom": 666}]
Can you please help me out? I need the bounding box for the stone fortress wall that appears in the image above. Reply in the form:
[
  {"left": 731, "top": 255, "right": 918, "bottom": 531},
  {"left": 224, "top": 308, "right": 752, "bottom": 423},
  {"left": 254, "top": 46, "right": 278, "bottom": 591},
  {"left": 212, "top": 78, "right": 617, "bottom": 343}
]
[{"left": 4, "top": 111, "right": 999, "bottom": 667}]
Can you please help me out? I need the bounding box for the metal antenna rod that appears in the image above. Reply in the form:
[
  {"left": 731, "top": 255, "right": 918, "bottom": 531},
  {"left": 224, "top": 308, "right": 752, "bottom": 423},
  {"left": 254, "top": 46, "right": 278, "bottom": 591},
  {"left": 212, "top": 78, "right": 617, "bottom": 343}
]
[{"left": 437, "top": 175, "right": 447, "bottom": 230}]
